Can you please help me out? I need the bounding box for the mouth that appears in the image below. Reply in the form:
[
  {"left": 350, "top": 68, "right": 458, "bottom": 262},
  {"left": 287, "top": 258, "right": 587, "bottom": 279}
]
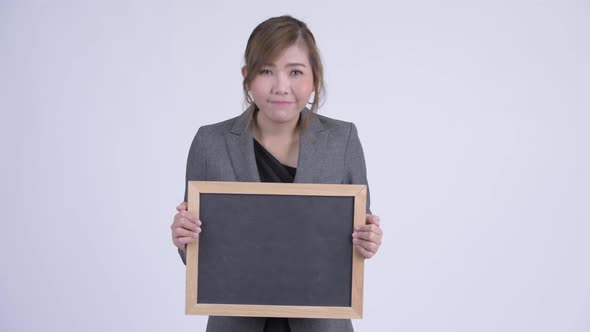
[{"left": 269, "top": 100, "right": 294, "bottom": 105}]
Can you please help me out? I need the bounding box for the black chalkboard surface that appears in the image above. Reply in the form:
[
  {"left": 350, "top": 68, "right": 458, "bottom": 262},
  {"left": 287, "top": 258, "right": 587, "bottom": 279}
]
[{"left": 185, "top": 181, "right": 367, "bottom": 319}]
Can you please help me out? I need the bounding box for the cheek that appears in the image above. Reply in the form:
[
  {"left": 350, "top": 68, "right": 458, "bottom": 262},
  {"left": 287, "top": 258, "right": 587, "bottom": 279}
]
[
  {"left": 249, "top": 80, "right": 267, "bottom": 101},
  {"left": 297, "top": 89, "right": 314, "bottom": 103},
  {"left": 294, "top": 79, "right": 314, "bottom": 99}
]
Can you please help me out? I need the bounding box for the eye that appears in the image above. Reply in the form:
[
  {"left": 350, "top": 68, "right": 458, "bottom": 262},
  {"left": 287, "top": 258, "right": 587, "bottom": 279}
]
[
  {"left": 259, "top": 69, "right": 272, "bottom": 75},
  {"left": 291, "top": 70, "right": 304, "bottom": 76}
]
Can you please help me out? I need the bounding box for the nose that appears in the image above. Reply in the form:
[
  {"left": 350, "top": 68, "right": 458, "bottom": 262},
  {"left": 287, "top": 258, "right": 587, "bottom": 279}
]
[{"left": 271, "top": 72, "right": 289, "bottom": 95}]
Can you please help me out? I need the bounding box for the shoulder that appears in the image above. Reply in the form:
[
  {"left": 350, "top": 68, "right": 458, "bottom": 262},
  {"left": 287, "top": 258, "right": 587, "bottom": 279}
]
[
  {"left": 315, "top": 113, "right": 352, "bottom": 129},
  {"left": 186, "top": 114, "right": 243, "bottom": 159},
  {"left": 189, "top": 112, "right": 248, "bottom": 148},
  {"left": 313, "top": 113, "right": 359, "bottom": 140},
  {"left": 196, "top": 115, "right": 241, "bottom": 138}
]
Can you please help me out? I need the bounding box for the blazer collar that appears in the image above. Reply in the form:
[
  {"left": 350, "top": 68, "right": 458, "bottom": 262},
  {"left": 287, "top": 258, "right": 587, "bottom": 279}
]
[{"left": 225, "top": 108, "right": 328, "bottom": 183}]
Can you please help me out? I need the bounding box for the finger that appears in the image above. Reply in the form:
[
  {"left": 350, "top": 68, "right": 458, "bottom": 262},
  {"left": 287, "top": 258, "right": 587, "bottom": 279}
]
[
  {"left": 180, "top": 211, "right": 199, "bottom": 223},
  {"left": 353, "top": 237, "right": 379, "bottom": 253},
  {"left": 175, "top": 236, "right": 197, "bottom": 246},
  {"left": 179, "top": 218, "right": 200, "bottom": 231},
  {"left": 354, "top": 224, "right": 382, "bottom": 235},
  {"left": 174, "top": 227, "right": 200, "bottom": 239},
  {"left": 366, "top": 214, "right": 380, "bottom": 226},
  {"left": 353, "top": 231, "right": 381, "bottom": 244},
  {"left": 171, "top": 216, "right": 197, "bottom": 231},
  {"left": 176, "top": 202, "right": 187, "bottom": 212},
  {"left": 354, "top": 243, "right": 374, "bottom": 259},
  {"left": 174, "top": 211, "right": 200, "bottom": 226}
]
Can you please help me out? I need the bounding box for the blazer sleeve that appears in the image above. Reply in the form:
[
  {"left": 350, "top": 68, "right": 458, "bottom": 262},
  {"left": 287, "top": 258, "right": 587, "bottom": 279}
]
[
  {"left": 343, "top": 123, "right": 372, "bottom": 215},
  {"left": 178, "top": 128, "right": 208, "bottom": 265}
]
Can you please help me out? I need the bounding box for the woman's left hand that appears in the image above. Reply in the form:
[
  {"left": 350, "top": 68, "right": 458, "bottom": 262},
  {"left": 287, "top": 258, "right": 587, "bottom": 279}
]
[{"left": 352, "top": 214, "right": 383, "bottom": 259}]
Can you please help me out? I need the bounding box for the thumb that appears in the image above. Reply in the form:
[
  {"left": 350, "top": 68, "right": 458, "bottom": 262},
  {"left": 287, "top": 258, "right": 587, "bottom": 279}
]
[
  {"left": 367, "top": 214, "right": 380, "bottom": 226},
  {"left": 176, "top": 201, "right": 187, "bottom": 212}
]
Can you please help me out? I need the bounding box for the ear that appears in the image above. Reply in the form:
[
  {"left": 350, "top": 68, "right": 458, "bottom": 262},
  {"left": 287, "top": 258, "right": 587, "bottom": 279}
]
[{"left": 241, "top": 66, "right": 247, "bottom": 80}]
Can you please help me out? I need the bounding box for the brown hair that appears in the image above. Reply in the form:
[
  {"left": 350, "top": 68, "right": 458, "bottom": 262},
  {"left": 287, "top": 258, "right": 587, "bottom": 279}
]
[{"left": 242, "top": 15, "right": 326, "bottom": 116}]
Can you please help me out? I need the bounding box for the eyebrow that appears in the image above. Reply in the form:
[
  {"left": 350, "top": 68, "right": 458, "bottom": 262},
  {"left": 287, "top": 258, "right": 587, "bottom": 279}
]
[{"left": 262, "top": 62, "right": 307, "bottom": 68}]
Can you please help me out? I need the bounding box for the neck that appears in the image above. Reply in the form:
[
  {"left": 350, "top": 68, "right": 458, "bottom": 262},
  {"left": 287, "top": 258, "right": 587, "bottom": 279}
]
[{"left": 252, "top": 110, "right": 300, "bottom": 141}]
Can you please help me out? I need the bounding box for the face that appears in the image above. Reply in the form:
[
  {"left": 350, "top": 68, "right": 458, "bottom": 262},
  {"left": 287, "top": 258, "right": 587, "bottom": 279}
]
[{"left": 245, "top": 42, "right": 315, "bottom": 126}]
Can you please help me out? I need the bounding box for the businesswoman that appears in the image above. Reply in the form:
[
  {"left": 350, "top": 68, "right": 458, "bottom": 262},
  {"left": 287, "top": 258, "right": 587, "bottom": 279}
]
[{"left": 170, "top": 15, "right": 383, "bottom": 332}]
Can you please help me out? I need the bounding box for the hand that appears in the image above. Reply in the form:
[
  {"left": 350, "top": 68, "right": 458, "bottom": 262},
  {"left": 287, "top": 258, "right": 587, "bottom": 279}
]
[
  {"left": 171, "top": 201, "right": 201, "bottom": 251},
  {"left": 352, "top": 214, "right": 383, "bottom": 259}
]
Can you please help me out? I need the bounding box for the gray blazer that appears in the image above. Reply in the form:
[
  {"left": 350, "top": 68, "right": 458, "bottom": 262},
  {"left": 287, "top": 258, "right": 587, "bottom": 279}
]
[{"left": 179, "top": 108, "right": 371, "bottom": 332}]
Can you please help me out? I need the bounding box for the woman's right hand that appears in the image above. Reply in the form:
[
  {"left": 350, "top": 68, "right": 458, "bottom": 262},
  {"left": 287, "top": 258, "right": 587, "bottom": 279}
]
[{"left": 171, "top": 201, "right": 201, "bottom": 252}]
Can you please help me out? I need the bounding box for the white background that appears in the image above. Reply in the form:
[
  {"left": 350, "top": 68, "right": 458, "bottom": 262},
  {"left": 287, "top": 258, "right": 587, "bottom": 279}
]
[{"left": 1, "top": 1, "right": 589, "bottom": 331}]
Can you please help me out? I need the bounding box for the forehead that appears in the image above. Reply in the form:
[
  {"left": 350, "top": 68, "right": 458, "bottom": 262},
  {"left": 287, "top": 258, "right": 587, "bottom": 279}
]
[{"left": 265, "top": 42, "right": 310, "bottom": 66}]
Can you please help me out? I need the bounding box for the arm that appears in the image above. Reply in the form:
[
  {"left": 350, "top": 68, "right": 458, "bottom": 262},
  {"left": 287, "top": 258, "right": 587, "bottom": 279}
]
[
  {"left": 343, "top": 123, "right": 371, "bottom": 214},
  {"left": 343, "top": 123, "right": 382, "bottom": 258},
  {"left": 176, "top": 128, "right": 208, "bottom": 265}
]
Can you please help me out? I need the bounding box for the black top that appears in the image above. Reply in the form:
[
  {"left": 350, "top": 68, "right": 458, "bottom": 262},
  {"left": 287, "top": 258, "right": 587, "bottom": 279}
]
[
  {"left": 254, "top": 138, "right": 297, "bottom": 183},
  {"left": 254, "top": 138, "right": 294, "bottom": 332}
]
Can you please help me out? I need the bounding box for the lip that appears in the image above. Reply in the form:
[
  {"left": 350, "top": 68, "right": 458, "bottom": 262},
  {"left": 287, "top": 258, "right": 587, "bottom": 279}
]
[{"left": 269, "top": 100, "right": 294, "bottom": 105}]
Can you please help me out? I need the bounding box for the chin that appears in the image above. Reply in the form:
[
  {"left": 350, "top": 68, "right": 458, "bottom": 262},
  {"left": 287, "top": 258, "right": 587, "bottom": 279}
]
[{"left": 260, "top": 107, "right": 302, "bottom": 124}]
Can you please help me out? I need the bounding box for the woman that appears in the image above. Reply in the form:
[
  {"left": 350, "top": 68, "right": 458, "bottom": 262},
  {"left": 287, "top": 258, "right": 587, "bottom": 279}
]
[{"left": 170, "top": 15, "right": 383, "bottom": 332}]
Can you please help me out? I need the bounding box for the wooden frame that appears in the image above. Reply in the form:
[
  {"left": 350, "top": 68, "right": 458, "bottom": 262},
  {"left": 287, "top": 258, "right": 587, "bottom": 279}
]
[{"left": 185, "top": 181, "right": 367, "bottom": 318}]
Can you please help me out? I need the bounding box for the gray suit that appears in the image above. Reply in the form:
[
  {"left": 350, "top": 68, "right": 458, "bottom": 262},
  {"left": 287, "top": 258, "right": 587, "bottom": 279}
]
[{"left": 179, "top": 108, "right": 371, "bottom": 332}]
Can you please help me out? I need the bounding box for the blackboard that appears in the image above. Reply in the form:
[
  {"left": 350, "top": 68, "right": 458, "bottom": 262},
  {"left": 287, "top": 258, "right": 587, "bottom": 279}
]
[{"left": 185, "top": 181, "right": 367, "bottom": 319}]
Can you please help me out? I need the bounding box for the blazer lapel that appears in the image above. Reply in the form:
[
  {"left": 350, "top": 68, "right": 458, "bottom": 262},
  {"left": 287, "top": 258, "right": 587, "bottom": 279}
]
[
  {"left": 225, "top": 108, "right": 327, "bottom": 184},
  {"left": 294, "top": 109, "right": 328, "bottom": 184},
  {"left": 225, "top": 109, "right": 261, "bottom": 182}
]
